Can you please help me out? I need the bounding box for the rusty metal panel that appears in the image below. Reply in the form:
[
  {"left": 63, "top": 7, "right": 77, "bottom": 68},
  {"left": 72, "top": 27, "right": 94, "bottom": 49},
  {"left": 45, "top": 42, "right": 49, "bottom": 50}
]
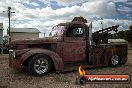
[
  {"left": 62, "top": 41, "right": 86, "bottom": 62},
  {"left": 93, "top": 44, "right": 128, "bottom": 66},
  {"left": 9, "top": 18, "right": 128, "bottom": 73},
  {"left": 20, "top": 49, "right": 64, "bottom": 72}
]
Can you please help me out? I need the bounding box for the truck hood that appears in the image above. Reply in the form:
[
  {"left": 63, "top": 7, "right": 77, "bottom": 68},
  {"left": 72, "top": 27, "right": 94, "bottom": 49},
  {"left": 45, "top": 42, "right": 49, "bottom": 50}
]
[{"left": 11, "top": 37, "right": 62, "bottom": 45}]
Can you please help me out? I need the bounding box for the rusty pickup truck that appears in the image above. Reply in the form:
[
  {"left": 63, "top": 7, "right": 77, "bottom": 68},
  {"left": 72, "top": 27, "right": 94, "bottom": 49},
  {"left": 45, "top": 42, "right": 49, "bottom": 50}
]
[{"left": 9, "top": 17, "right": 128, "bottom": 76}]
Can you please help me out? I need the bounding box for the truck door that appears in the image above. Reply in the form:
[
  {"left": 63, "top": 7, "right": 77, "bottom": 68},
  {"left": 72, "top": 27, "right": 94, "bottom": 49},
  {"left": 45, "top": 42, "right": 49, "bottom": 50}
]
[{"left": 63, "top": 24, "right": 86, "bottom": 62}]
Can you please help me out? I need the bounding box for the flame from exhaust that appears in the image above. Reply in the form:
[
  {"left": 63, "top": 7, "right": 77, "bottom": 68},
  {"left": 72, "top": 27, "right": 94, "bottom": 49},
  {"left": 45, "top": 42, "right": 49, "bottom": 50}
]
[{"left": 78, "top": 65, "right": 86, "bottom": 76}]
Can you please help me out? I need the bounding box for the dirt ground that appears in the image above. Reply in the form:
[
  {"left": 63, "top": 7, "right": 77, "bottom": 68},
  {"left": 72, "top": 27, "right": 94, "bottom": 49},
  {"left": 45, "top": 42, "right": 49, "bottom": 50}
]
[{"left": 0, "top": 48, "right": 132, "bottom": 88}]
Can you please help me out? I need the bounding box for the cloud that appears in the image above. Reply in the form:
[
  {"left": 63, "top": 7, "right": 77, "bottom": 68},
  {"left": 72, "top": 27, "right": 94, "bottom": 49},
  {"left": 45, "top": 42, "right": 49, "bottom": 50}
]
[
  {"left": 118, "top": 6, "right": 132, "bottom": 12},
  {"left": 40, "top": 0, "right": 89, "bottom": 6},
  {"left": 36, "top": 0, "right": 117, "bottom": 21},
  {"left": 30, "top": 2, "right": 39, "bottom": 7},
  {"left": 126, "top": 1, "right": 132, "bottom": 5},
  {"left": 91, "top": 18, "right": 131, "bottom": 32},
  {"left": 113, "top": 0, "right": 128, "bottom": 3},
  {"left": 7, "top": 0, "right": 118, "bottom": 23},
  {"left": 23, "top": 0, "right": 40, "bottom": 7},
  {"left": 0, "top": 0, "right": 131, "bottom": 38},
  {"left": 40, "top": 0, "right": 128, "bottom": 6}
]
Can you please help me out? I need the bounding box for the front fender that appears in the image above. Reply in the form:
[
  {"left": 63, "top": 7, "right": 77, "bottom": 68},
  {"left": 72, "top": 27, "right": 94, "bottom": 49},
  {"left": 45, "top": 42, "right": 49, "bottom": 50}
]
[{"left": 21, "top": 48, "right": 64, "bottom": 72}]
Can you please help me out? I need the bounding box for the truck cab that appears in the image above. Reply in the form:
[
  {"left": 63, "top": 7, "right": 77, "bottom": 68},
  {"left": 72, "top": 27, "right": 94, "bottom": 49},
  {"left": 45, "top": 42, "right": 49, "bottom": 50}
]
[{"left": 9, "top": 17, "right": 128, "bottom": 76}]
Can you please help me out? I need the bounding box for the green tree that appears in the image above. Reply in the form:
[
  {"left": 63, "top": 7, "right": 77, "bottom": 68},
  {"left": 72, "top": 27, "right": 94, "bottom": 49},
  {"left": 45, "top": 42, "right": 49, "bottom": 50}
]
[
  {"left": 129, "top": 25, "right": 132, "bottom": 30},
  {"left": 126, "top": 26, "right": 132, "bottom": 42},
  {"left": 104, "top": 25, "right": 132, "bottom": 43}
]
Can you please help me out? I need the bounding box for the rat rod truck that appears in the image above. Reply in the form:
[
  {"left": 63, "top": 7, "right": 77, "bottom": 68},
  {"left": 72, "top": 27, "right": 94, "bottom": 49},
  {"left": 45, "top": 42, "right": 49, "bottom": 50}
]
[{"left": 9, "top": 18, "right": 128, "bottom": 76}]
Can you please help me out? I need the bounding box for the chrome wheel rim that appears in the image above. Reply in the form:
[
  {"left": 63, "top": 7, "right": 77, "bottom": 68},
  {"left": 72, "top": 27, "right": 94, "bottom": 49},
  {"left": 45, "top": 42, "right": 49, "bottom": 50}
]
[
  {"left": 34, "top": 58, "right": 48, "bottom": 74},
  {"left": 111, "top": 55, "right": 119, "bottom": 66}
]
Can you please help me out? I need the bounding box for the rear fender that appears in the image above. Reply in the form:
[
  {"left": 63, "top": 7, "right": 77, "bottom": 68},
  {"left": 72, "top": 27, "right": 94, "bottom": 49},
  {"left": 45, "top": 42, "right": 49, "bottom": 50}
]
[{"left": 21, "top": 49, "right": 64, "bottom": 72}]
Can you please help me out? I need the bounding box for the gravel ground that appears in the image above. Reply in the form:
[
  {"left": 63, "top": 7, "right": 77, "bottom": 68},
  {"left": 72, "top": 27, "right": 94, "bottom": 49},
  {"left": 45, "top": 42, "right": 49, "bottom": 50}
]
[{"left": 0, "top": 49, "right": 132, "bottom": 88}]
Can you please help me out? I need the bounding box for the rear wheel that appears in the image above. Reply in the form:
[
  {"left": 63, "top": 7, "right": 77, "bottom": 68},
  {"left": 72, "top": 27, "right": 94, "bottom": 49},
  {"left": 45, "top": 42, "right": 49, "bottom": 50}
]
[
  {"left": 110, "top": 55, "right": 120, "bottom": 67},
  {"left": 28, "top": 54, "right": 52, "bottom": 76}
]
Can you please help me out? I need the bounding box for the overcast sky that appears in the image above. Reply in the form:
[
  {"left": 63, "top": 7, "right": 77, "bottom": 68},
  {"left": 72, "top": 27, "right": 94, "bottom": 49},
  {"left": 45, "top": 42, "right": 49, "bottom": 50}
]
[{"left": 0, "top": 0, "right": 132, "bottom": 37}]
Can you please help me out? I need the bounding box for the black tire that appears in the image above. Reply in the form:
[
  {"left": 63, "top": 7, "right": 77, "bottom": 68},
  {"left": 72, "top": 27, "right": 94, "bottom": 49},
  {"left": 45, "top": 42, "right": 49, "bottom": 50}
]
[
  {"left": 28, "top": 54, "right": 52, "bottom": 76},
  {"left": 109, "top": 55, "right": 120, "bottom": 67}
]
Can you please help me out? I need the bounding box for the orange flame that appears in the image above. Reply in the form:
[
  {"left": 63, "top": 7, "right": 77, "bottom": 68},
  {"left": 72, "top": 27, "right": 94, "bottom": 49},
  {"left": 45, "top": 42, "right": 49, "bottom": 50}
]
[{"left": 78, "top": 65, "right": 86, "bottom": 76}]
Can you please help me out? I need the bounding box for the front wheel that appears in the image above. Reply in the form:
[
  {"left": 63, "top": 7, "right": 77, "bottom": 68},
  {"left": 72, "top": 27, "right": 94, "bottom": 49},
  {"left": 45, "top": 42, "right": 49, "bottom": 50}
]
[
  {"left": 109, "top": 55, "right": 120, "bottom": 67},
  {"left": 28, "top": 54, "right": 52, "bottom": 76}
]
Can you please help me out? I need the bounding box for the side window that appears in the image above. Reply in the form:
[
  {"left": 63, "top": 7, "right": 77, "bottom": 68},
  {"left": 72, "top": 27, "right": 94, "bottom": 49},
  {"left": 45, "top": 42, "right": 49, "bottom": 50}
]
[{"left": 66, "top": 27, "right": 84, "bottom": 37}]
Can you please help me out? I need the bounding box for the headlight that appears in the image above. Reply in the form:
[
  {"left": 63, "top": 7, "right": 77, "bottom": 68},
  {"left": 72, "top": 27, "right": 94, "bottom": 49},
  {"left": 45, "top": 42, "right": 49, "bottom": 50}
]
[{"left": 9, "top": 49, "right": 16, "bottom": 59}]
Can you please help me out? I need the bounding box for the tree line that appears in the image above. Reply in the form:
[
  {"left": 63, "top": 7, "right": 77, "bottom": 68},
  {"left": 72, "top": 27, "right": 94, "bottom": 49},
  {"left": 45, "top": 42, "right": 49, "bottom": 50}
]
[{"left": 108, "top": 25, "right": 132, "bottom": 43}]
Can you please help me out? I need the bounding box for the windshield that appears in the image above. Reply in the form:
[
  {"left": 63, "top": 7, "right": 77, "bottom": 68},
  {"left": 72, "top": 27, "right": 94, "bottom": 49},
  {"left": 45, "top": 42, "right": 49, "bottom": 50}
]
[{"left": 49, "top": 26, "right": 65, "bottom": 37}]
